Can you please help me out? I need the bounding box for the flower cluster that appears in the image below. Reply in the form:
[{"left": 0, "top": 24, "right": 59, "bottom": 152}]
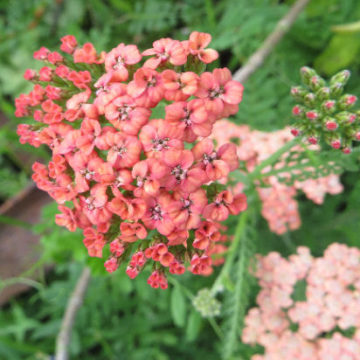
[
  {"left": 211, "top": 120, "right": 343, "bottom": 234},
  {"left": 242, "top": 243, "right": 360, "bottom": 359},
  {"left": 15, "top": 33, "right": 247, "bottom": 288},
  {"left": 291, "top": 67, "right": 359, "bottom": 153}
]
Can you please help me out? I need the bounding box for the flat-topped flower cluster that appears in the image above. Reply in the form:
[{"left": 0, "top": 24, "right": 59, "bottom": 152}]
[
  {"left": 242, "top": 243, "right": 360, "bottom": 359},
  {"left": 15, "top": 32, "right": 247, "bottom": 288},
  {"left": 211, "top": 120, "right": 343, "bottom": 235}
]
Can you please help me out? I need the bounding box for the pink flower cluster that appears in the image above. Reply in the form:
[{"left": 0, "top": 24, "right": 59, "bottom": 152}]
[
  {"left": 211, "top": 120, "right": 343, "bottom": 234},
  {"left": 15, "top": 33, "right": 247, "bottom": 288},
  {"left": 242, "top": 243, "right": 360, "bottom": 360}
]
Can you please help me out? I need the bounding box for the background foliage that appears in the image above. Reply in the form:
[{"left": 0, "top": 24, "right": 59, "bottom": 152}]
[{"left": 0, "top": 0, "right": 360, "bottom": 359}]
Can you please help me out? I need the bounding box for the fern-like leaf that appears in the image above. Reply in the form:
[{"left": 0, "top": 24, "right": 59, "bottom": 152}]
[{"left": 221, "top": 212, "right": 257, "bottom": 360}]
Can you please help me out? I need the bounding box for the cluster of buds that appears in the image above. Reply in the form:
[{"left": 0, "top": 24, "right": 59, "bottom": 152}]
[
  {"left": 291, "top": 66, "right": 359, "bottom": 153},
  {"left": 15, "top": 32, "right": 247, "bottom": 289}
]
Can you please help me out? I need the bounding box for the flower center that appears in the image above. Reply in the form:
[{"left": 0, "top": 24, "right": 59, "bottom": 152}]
[
  {"left": 203, "top": 152, "right": 217, "bottom": 165},
  {"left": 171, "top": 165, "right": 187, "bottom": 182},
  {"left": 151, "top": 204, "right": 163, "bottom": 220},
  {"left": 152, "top": 137, "right": 169, "bottom": 151}
]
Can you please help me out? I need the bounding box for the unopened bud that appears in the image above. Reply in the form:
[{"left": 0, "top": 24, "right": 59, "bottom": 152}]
[
  {"left": 291, "top": 128, "right": 300, "bottom": 136},
  {"left": 330, "top": 82, "right": 344, "bottom": 97},
  {"left": 331, "top": 139, "right": 341, "bottom": 149},
  {"left": 325, "top": 119, "right": 338, "bottom": 131},
  {"left": 316, "top": 87, "right": 331, "bottom": 101},
  {"left": 343, "top": 147, "right": 352, "bottom": 154},
  {"left": 292, "top": 105, "right": 303, "bottom": 116},
  {"left": 330, "top": 69, "right": 351, "bottom": 86},
  {"left": 336, "top": 111, "right": 357, "bottom": 125},
  {"left": 306, "top": 110, "right": 318, "bottom": 120},
  {"left": 339, "top": 94, "right": 357, "bottom": 110},
  {"left": 304, "top": 93, "right": 316, "bottom": 107},
  {"left": 290, "top": 86, "right": 307, "bottom": 101},
  {"left": 322, "top": 100, "right": 336, "bottom": 114},
  {"left": 308, "top": 75, "right": 326, "bottom": 92},
  {"left": 300, "top": 66, "right": 317, "bottom": 86},
  {"left": 355, "top": 132, "right": 360, "bottom": 141},
  {"left": 308, "top": 136, "right": 318, "bottom": 145}
]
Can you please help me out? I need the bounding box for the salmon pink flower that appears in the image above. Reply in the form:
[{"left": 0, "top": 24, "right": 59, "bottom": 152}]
[
  {"left": 132, "top": 159, "right": 167, "bottom": 197},
  {"left": 143, "top": 38, "right": 187, "bottom": 69},
  {"left": 142, "top": 192, "right": 175, "bottom": 236},
  {"left": 165, "top": 99, "right": 209, "bottom": 141},
  {"left": 163, "top": 149, "right": 207, "bottom": 192},
  {"left": 104, "top": 43, "right": 142, "bottom": 82},
  {"left": 192, "top": 138, "right": 238, "bottom": 180},
  {"left": 83, "top": 228, "right": 106, "bottom": 258},
  {"left": 120, "top": 222, "right": 147, "bottom": 243},
  {"left": 104, "top": 258, "right": 119, "bottom": 273},
  {"left": 104, "top": 95, "right": 151, "bottom": 135},
  {"left": 127, "top": 68, "right": 164, "bottom": 107},
  {"left": 168, "top": 189, "right": 207, "bottom": 230},
  {"left": 139, "top": 119, "right": 183, "bottom": 158},
  {"left": 60, "top": 35, "right": 77, "bottom": 54},
  {"left": 186, "top": 31, "right": 218, "bottom": 64},
  {"left": 195, "top": 68, "right": 244, "bottom": 116}
]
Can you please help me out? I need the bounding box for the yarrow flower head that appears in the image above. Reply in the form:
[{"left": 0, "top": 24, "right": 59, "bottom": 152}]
[
  {"left": 15, "top": 32, "right": 246, "bottom": 289},
  {"left": 211, "top": 120, "right": 343, "bottom": 235},
  {"left": 242, "top": 243, "right": 360, "bottom": 359},
  {"left": 290, "top": 67, "right": 359, "bottom": 154}
]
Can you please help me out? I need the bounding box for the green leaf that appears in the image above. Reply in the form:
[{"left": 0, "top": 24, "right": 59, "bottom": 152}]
[
  {"left": 185, "top": 310, "right": 202, "bottom": 342},
  {"left": 314, "top": 33, "right": 360, "bottom": 75},
  {"left": 170, "top": 285, "right": 187, "bottom": 328}
]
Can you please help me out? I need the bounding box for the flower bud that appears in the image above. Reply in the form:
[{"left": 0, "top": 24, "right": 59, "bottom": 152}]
[
  {"left": 330, "top": 69, "right": 351, "bottom": 86},
  {"left": 292, "top": 105, "right": 303, "bottom": 116},
  {"left": 291, "top": 128, "right": 301, "bottom": 137},
  {"left": 321, "top": 100, "right": 336, "bottom": 114},
  {"left": 290, "top": 86, "right": 307, "bottom": 101},
  {"left": 343, "top": 147, "right": 352, "bottom": 154},
  {"left": 338, "top": 94, "right": 357, "bottom": 110},
  {"left": 307, "top": 136, "right": 318, "bottom": 145},
  {"left": 316, "top": 87, "right": 331, "bottom": 101},
  {"left": 304, "top": 93, "right": 316, "bottom": 108},
  {"left": 300, "top": 66, "right": 317, "bottom": 86},
  {"left": 324, "top": 117, "right": 338, "bottom": 131},
  {"left": 308, "top": 75, "right": 326, "bottom": 92},
  {"left": 331, "top": 139, "right": 341, "bottom": 149},
  {"left": 330, "top": 82, "right": 344, "bottom": 97},
  {"left": 305, "top": 110, "right": 318, "bottom": 121}
]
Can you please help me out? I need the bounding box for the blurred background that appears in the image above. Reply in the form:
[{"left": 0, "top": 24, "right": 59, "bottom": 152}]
[{"left": 0, "top": 0, "right": 360, "bottom": 359}]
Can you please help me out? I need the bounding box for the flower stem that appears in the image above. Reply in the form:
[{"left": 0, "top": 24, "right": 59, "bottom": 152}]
[
  {"left": 249, "top": 137, "right": 300, "bottom": 181},
  {"left": 211, "top": 210, "right": 249, "bottom": 294}
]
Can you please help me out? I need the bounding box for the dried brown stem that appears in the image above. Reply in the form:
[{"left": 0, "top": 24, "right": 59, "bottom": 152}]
[
  {"left": 233, "top": 0, "right": 311, "bottom": 83},
  {"left": 55, "top": 267, "right": 91, "bottom": 360}
]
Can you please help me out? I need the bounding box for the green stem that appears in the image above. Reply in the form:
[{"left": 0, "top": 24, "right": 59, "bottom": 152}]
[
  {"left": 249, "top": 137, "right": 300, "bottom": 181},
  {"left": 211, "top": 210, "right": 249, "bottom": 294}
]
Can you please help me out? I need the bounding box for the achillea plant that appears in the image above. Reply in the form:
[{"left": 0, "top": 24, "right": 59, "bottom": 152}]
[
  {"left": 15, "top": 32, "right": 247, "bottom": 288},
  {"left": 242, "top": 243, "right": 360, "bottom": 360}
]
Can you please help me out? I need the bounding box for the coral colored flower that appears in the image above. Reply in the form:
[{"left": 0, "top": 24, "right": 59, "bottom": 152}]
[
  {"left": 196, "top": 68, "right": 244, "bottom": 116},
  {"left": 139, "top": 119, "right": 183, "bottom": 158},
  {"left": 186, "top": 31, "right": 218, "bottom": 64},
  {"left": 168, "top": 189, "right": 207, "bottom": 230},
  {"left": 132, "top": 158, "right": 167, "bottom": 197},
  {"left": 141, "top": 192, "right": 175, "bottom": 236},
  {"left": 165, "top": 99, "right": 209, "bottom": 141},
  {"left": 143, "top": 38, "right": 187, "bottom": 68},
  {"left": 104, "top": 258, "right": 119, "bottom": 273},
  {"left": 161, "top": 70, "right": 199, "bottom": 101},
  {"left": 83, "top": 228, "right": 106, "bottom": 258},
  {"left": 127, "top": 68, "right": 164, "bottom": 107},
  {"left": 105, "top": 43, "right": 142, "bottom": 82},
  {"left": 120, "top": 222, "right": 147, "bottom": 242},
  {"left": 163, "top": 149, "right": 207, "bottom": 192},
  {"left": 60, "top": 35, "right": 77, "bottom": 54},
  {"left": 104, "top": 95, "right": 150, "bottom": 135}
]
